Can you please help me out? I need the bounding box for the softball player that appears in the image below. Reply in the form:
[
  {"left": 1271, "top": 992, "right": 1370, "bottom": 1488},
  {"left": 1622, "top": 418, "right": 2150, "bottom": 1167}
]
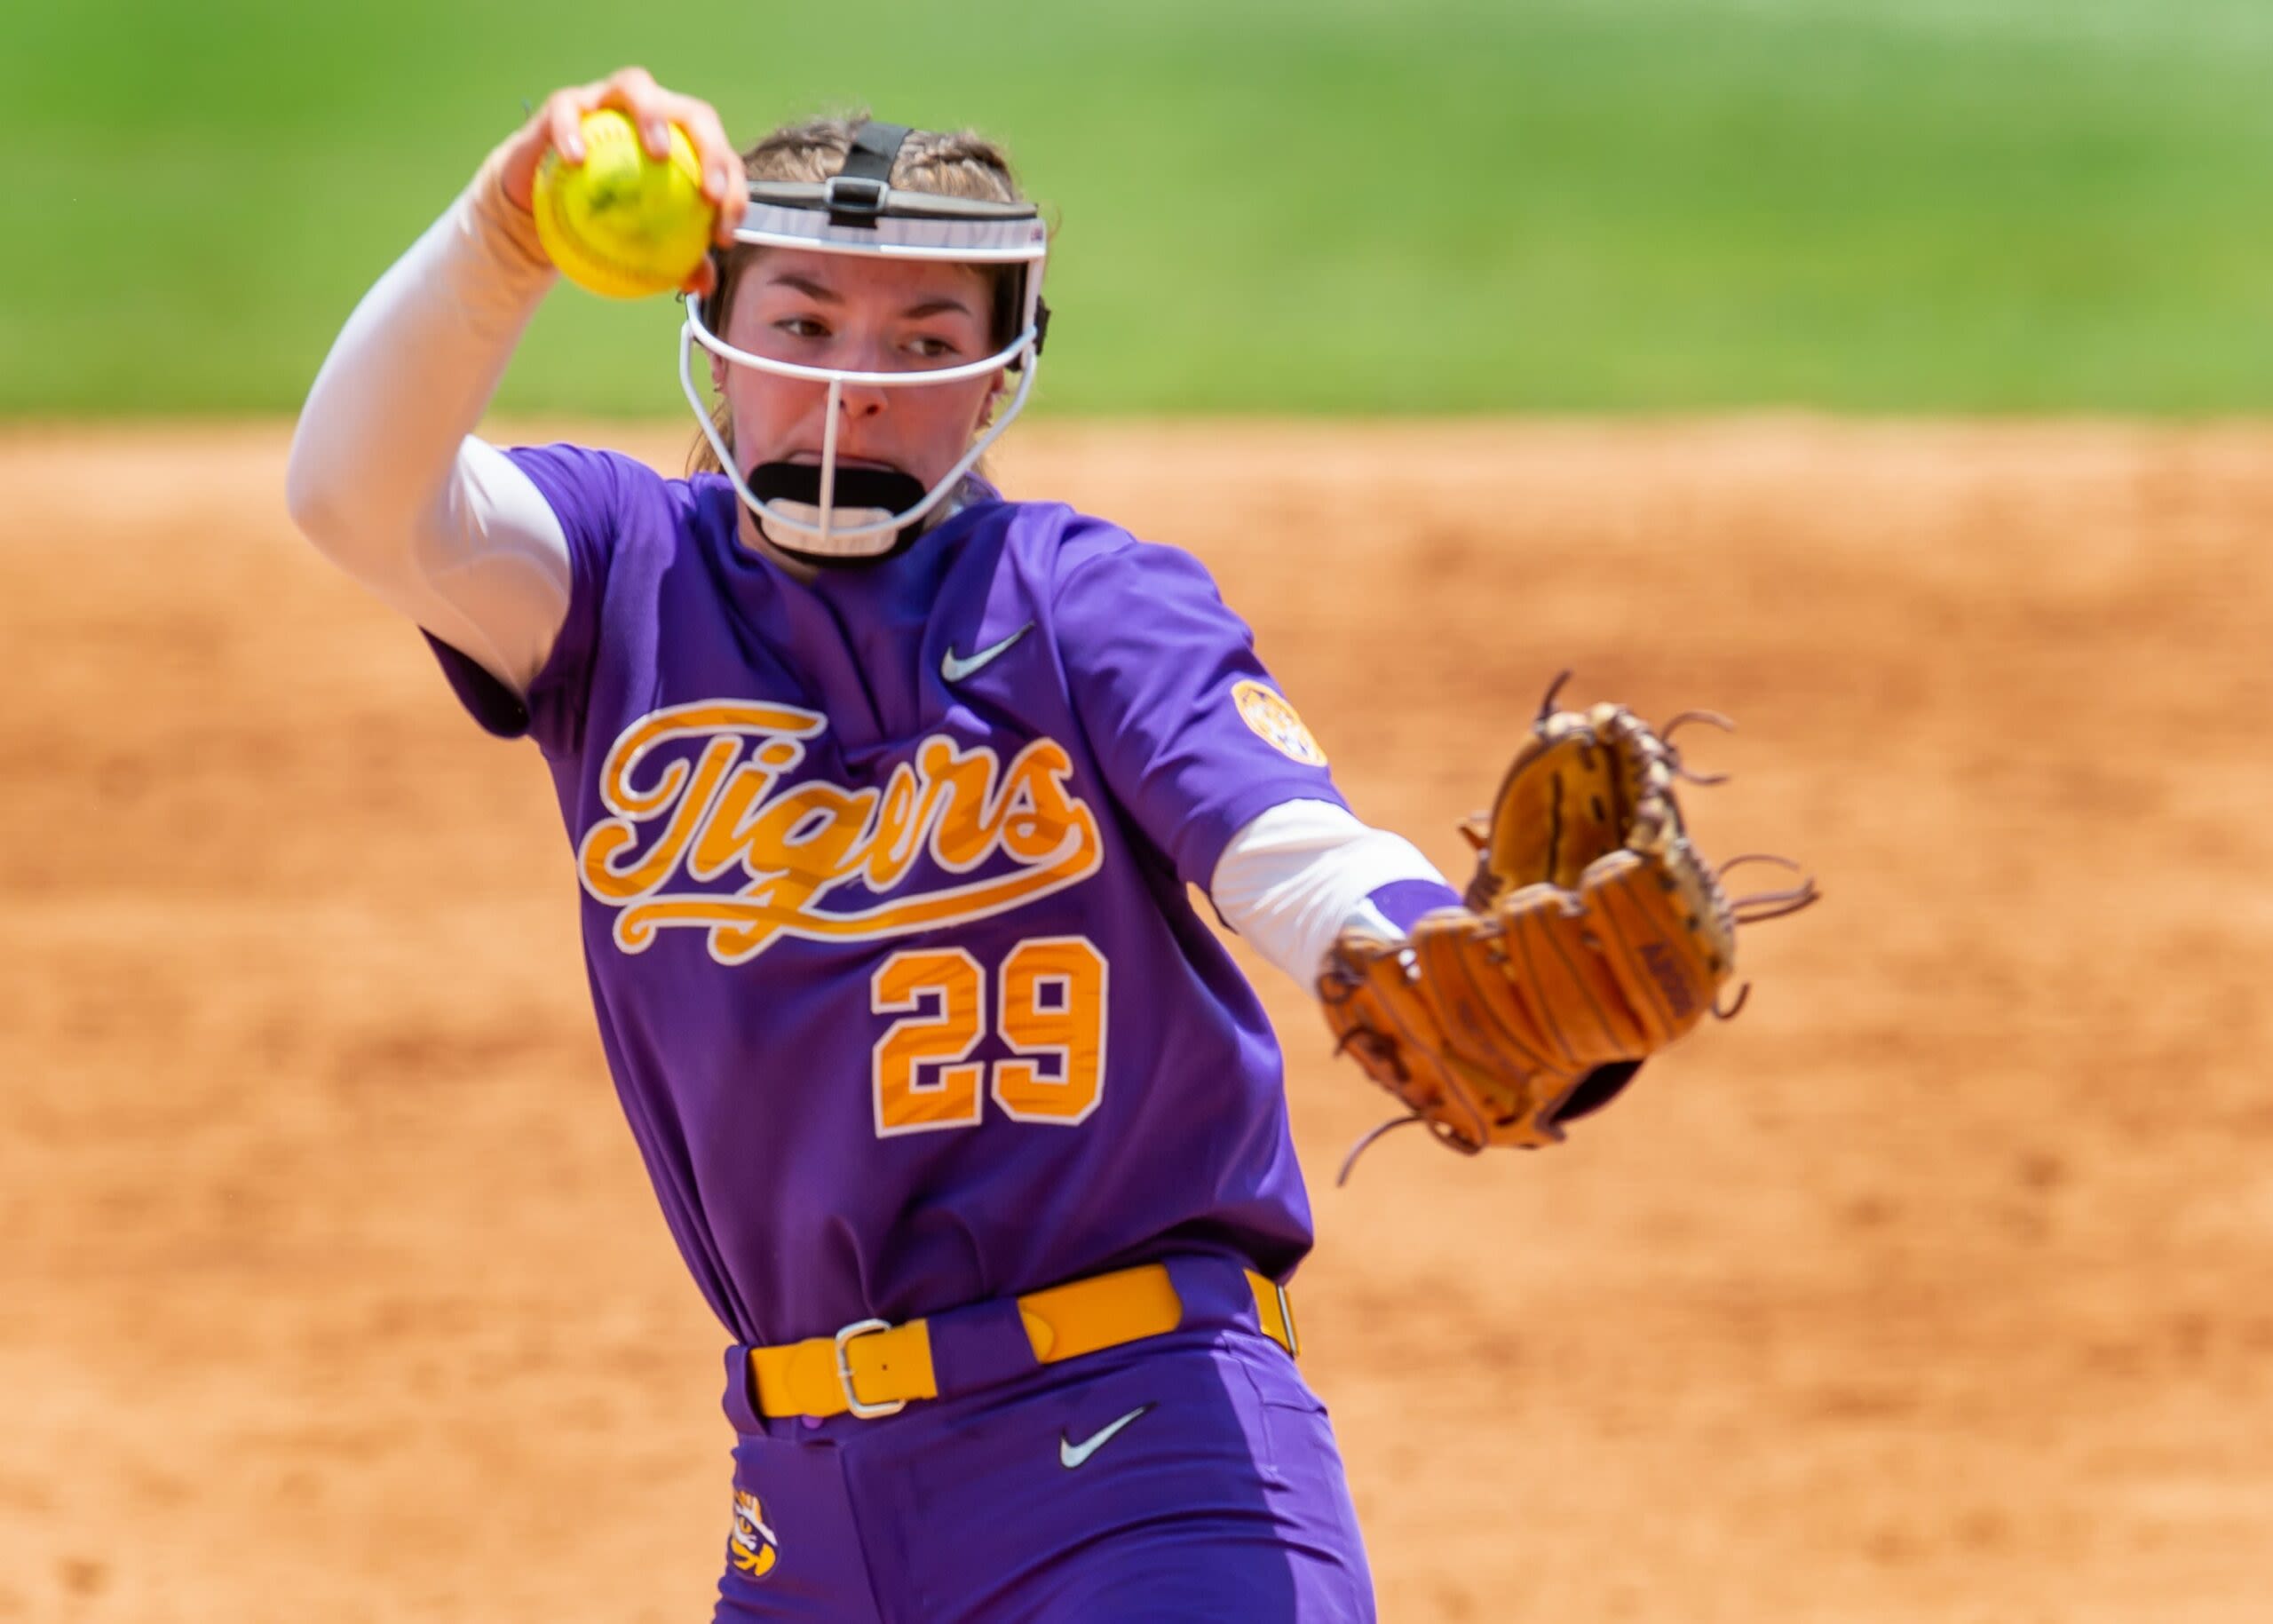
[{"left": 288, "top": 68, "right": 1475, "bottom": 1621}]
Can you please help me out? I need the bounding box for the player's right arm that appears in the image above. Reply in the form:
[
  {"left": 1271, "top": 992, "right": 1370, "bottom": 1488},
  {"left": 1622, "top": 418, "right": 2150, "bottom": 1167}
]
[{"left": 284, "top": 69, "right": 742, "bottom": 693}]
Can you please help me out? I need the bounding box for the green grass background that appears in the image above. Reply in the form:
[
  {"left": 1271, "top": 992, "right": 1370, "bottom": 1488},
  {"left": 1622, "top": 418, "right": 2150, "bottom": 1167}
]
[{"left": 6, "top": 0, "right": 2273, "bottom": 415}]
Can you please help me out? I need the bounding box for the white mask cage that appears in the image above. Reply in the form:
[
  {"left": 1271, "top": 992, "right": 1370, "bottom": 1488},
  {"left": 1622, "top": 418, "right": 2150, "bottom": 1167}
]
[{"left": 678, "top": 158, "right": 1051, "bottom": 558}]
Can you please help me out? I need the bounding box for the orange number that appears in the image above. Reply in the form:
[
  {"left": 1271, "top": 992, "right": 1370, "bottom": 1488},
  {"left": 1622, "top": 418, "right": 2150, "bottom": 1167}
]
[
  {"left": 870, "top": 948, "right": 986, "bottom": 1137},
  {"left": 994, "top": 936, "right": 1107, "bottom": 1124}
]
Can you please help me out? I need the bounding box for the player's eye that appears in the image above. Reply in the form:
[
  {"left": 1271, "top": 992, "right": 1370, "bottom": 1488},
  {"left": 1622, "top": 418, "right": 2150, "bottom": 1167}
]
[
  {"left": 906, "top": 335, "right": 961, "bottom": 361},
  {"left": 775, "top": 316, "right": 830, "bottom": 341}
]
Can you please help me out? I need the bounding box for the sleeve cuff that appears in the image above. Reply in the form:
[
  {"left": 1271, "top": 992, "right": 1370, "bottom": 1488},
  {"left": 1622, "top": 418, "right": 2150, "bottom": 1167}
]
[{"left": 1363, "top": 877, "right": 1464, "bottom": 933}]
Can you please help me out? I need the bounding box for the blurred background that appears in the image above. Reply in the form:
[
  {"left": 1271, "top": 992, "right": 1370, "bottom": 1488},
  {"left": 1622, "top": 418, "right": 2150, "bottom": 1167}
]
[
  {"left": 6, "top": 3, "right": 2273, "bottom": 1621},
  {"left": 8, "top": 0, "right": 2273, "bottom": 416}
]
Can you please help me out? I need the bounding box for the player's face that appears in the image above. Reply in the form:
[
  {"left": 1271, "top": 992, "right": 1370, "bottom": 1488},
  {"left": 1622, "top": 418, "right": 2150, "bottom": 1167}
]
[{"left": 716, "top": 249, "right": 1005, "bottom": 495}]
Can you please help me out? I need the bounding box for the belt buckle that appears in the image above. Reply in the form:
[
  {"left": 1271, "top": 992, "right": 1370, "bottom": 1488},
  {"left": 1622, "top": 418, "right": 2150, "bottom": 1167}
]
[{"left": 833, "top": 1318, "right": 907, "bottom": 1419}]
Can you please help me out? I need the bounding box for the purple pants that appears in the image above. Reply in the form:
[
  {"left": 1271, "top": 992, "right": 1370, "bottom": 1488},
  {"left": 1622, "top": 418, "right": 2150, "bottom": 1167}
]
[{"left": 711, "top": 1256, "right": 1375, "bottom": 1621}]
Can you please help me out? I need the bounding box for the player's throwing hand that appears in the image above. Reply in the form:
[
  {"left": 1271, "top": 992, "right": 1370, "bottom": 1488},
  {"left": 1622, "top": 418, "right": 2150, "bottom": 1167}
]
[{"left": 497, "top": 67, "right": 746, "bottom": 297}]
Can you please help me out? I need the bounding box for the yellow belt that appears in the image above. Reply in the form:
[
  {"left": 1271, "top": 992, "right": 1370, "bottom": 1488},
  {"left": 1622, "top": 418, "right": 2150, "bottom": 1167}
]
[{"left": 748, "top": 1263, "right": 1298, "bottom": 1420}]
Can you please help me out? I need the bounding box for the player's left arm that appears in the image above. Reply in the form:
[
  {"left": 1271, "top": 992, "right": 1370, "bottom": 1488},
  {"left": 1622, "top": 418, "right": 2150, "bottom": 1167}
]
[
  {"left": 1052, "top": 535, "right": 1715, "bottom": 1158},
  {"left": 1208, "top": 799, "right": 1459, "bottom": 995},
  {"left": 1054, "top": 531, "right": 1373, "bottom": 887},
  {"left": 1049, "top": 528, "right": 1458, "bottom": 984}
]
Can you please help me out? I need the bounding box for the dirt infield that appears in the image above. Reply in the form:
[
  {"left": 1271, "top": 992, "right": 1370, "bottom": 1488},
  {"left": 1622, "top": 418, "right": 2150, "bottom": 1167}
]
[{"left": 5, "top": 420, "right": 2270, "bottom": 1621}]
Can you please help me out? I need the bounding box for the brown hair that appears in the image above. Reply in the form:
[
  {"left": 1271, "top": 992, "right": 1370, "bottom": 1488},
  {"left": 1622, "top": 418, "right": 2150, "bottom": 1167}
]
[{"left": 686, "top": 114, "right": 1033, "bottom": 477}]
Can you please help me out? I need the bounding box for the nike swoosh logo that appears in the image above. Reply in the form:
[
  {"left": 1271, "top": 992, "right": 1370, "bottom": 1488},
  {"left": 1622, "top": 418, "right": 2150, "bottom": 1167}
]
[
  {"left": 941, "top": 621, "right": 1034, "bottom": 683},
  {"left": 1059, "top": 1403, "right": 1154, "bottom": 1470}
]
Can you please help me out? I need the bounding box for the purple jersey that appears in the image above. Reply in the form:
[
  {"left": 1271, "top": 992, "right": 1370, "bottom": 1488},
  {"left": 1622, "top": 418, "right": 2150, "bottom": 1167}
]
[{"left": 426, "top": 445, "right": 1348, "bottom": 1347}]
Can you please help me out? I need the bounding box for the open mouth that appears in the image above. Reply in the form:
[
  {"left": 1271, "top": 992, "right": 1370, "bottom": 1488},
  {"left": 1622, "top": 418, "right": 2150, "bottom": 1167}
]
[{"left": 746, "top": 459, "right": 930, "bottom": 541}]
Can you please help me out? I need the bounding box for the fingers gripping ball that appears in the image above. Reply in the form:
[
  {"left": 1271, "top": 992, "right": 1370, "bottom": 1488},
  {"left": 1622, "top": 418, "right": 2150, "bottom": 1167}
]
[
  {"left": 533, "top": 109, "right": 716, "bottom": 299},
  {"left": 1319, "top": 677, "right": 1817, "bottom": 1161}
]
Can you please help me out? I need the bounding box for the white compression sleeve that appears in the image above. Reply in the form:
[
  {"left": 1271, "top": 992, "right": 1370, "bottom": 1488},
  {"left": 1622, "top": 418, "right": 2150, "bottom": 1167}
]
[
  {"left": 285, "top": 152, "right": 571, "bottom": 695},
  {"left": 1209, "top": 799, "right": 1453, "bottom": 997}
]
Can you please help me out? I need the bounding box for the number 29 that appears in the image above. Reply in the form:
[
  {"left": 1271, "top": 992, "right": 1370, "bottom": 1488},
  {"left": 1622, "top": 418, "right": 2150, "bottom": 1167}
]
[{"left": 869, "top": 937, "right": 1107, "bottom": 1137}]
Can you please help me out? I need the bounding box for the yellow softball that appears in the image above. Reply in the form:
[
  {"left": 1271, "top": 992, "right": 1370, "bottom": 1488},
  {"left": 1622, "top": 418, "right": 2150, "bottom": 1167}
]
[{"left": 532, "top": 108, "right": 716, "bottom": 299}]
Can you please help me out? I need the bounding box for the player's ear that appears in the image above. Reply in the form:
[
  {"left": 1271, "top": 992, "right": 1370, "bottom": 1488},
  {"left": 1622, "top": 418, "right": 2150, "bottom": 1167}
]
[{"left": 710, "top": 352, "right": 728, "bottom": 393}]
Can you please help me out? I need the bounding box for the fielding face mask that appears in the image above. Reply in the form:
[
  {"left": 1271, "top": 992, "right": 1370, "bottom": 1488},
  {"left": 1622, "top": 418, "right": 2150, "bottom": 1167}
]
[{"left": 679, "top": 121, "right": 1050, "bottom": 563}]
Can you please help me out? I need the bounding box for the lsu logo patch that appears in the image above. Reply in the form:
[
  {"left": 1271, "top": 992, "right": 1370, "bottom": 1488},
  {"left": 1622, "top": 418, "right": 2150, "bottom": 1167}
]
[
  {"left": 1232, "top": 680, "right": 1327, "bottom": 766},
  {"left": 728, "top": 1489, "right": 778, "bottom": 1579}
]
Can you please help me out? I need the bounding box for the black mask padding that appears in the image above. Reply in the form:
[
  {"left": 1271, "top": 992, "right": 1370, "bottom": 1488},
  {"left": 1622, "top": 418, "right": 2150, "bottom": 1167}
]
[
  {"left": 745, "top": 461, "right": 933, "bottom": 566},
  {"left": 748, "top": 461, "right": 927, "bottom": 515}
]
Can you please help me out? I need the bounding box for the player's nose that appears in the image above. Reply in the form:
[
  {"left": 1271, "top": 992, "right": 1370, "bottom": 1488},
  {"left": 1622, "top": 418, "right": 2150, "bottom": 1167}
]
[
  {"left": 836, "top": 370, "right": 889, "bottom": 418},
  {"left": 835, "top": 329, "right": 899, "bottom": 415}
]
